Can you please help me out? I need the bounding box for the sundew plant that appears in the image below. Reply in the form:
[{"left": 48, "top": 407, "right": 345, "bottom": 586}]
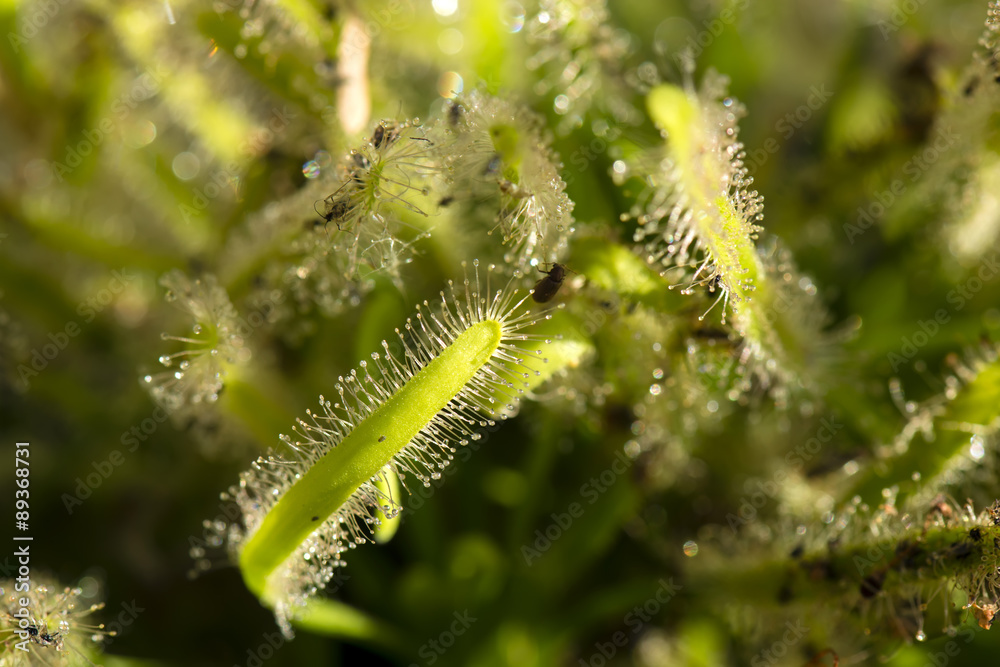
[{"left": 4, "top": 0, "right": 1000, "bottom": 666}]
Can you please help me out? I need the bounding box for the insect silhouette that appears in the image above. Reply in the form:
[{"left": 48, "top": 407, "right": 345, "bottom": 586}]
[
  {"left": 448, "top": 101, "right": 464, "bottom": 126},
  {"left": 373, "top": 118, "right": 431, "bottom": 151},
  {"left": 372, "top": 122, "right": 401, "bottom": 149},
  {"left": 499, "top": 178, "right": 532, "bottom": 199},
  {"left": 532, "top": 263, "right": 570, "bottom": 303},
  {"left": 314, "top": 195, "right": 354, "bottom": 231},
  {"left": 348, "top": 151, "right": 372, "bottom": 186},
  {"left": 25, "top": 624, "right": 61, "bottom": 648},
  {"left": 483, "top": 154, "right": 502, "bottom": 177},
  {"left": 692, "top": 327, "right": 730, "bottom": 341}
]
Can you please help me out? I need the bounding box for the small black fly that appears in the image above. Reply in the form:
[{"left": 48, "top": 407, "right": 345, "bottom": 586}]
[{"left": 533, "top": 263, "right": 569, "bottom": 303}]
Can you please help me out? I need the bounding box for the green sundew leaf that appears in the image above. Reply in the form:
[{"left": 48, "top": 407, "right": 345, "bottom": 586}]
[
  {"left": 293, "top": 598, "right": 405, "bottom": 651},
  {"left": 108, "top": 4, "right": 257, "bottom": 165},
  {"left": 571, "top": 237, "right": 685, "bottom": 313},
  {"left": 647, "top": 85, "right": 698, "bottom": 171},
  {"left": 489, "top": 124, "right": 524, "bottom": 181},
  {"left": 372, "top": 467, "right": 402, "bottom": 544},
  {"left": 942, "top": 157, "right": 1000, "bottom": 262},
  {"left": 645, "top": 81, "right": 828, "bottom": 397},
  {"left": 645, "top": 83, "right": 763, "bottom": 316},
  {"left": 468, "top": 0, "right": 514, "bottom": 90},
  {"left": 220, "top": 375, "right": 297, "bottom": 450},
  {"left": 195, "top": 11, "right": 335, "bottom": 113},
  {"left": 520, "top": 310, "right": 593, "bottom": 383},
  {"left": 845, "top": 350, "right": 1000, "bottom": 507},
  {"left": 240, "top": 319, "right": 503, "bottom": 599},
  {"left": 490, "top": 309, "right": 594, "bottom": 415},
  {"left": 352, "top": 277, "right": 407, "bottom": 366},
  {"left": 689, "top": 523, "right": 1000, "bottom": 619},
  {"left": 272, "top": 0, "right": 337, "bottom": 58}
]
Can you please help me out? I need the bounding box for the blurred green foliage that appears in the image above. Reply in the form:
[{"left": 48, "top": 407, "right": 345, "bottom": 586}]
[{"left": 2, "top": 0, "right": 1000, "bottom": 665}]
